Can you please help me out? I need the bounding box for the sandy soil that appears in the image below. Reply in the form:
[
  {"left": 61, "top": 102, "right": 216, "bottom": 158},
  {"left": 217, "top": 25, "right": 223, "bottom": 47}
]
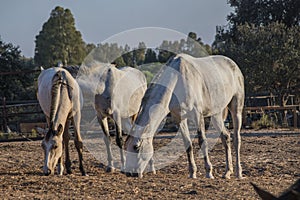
[{"left": 0, "top": 129, "right": 299, "bottom": 199}]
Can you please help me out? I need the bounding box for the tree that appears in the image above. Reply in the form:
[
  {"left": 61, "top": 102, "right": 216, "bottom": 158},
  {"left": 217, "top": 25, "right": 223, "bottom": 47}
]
[
  {"left": 34, "top": 6, "right": 86, "bottom": 67},
  {"left": 144, "top": 48, "right": 157, "bottom": 64},
  {"left": 185, "top": 32, "right": 211, "bottom": 57},
  {"left": 133, "top": 42, "right": 146, "bottom": 66},
  {"left": 215, "top": 0, "right": 300, "bottom": 52},
  {"left": 227, "top": 0, "right": 300, "bottom": 28},
  {"left": 157, "top": 40, "right": 175, "bottom": 63},
  {"left": 122, "top": 44, "right": 134, "bottom": 67},
  {"left": 157, "top": 32, "right": 211, "bottom": 63},
  {"left": 85, "top": 43, "right": 96, "bottom": 55},
  {"left": 213, "top": 0, "right": 300, "bottom": 105},
  {"left": 217, "top": 22, "right": 300, "bottom": 106},
  {"left": 83, "top": 42, "right": 126, "bottom": 67},
  {"left": 0, "top": 38, "right": 36, "bottom": 100}
]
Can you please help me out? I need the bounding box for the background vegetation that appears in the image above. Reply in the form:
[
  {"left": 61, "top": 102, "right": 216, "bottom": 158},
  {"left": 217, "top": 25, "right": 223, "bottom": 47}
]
[
  {"left": 0, "top": 2, "right": 299, "bottom": 106},
  {"left": 213, "top": 0, "right": 300, "bottom": 106}
]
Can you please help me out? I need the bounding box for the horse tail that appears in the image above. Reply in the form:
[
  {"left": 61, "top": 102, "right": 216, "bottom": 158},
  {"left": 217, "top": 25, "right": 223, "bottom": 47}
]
[{"left": 49, "top": 71, "right": 64, "bottom": 129}]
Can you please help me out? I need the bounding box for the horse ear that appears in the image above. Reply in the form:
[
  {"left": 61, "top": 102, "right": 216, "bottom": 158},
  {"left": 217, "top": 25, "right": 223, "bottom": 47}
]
[{"left": 251, "top": 182, "right": 278, "bottom": 200}]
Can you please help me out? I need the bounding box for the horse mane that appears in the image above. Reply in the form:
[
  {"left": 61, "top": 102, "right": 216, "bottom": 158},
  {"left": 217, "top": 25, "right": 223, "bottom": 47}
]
[{"left": 140, "top": 55, "right": 178, "bottom": 107}]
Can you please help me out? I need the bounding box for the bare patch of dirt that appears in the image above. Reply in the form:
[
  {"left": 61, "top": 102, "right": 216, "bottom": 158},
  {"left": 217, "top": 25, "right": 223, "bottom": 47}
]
[{"left": 0, "top": 129, "right": 299, "bottom": 199}]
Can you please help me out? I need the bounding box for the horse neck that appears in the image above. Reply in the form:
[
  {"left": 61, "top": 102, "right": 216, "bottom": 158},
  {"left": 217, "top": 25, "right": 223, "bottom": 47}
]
[
  {"left": 101, "top": 66, "right": 124, "bottom": 108},
  {"left": 135, "top": 75, "right": 178, "bottom": 138}
]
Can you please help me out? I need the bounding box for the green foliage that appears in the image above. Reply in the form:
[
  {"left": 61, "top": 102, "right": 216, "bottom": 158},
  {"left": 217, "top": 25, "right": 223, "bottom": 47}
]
[
  {"left": 85, "top": 43, "right": 96, "bottom": 55},
  {"left": 85, "top": 31, "right": 210, "bottom": 68},
  {"left": 0, "top": 38, "right": 37, "bottom": 100},
  {"left": 138, "top": 62, "right": 164, "bottom": 84},
  {"left": 227, "top": 0, "right": 300, "bottom": 28},
  {"left": 133, "top": 42, "right": 146, "bottom": 66},
  {"left": 121, "top": 44, "right": 134, "bottom": 67},
  {"left": 215, "top": 22, "right": 300, "bottom": 106},
  {"left": 251, "top": 114, "right": 276, "bottom": 130},
  {"left": 84, "top": 42, "right": 126, "bottom": 66},
  {"left": 214, "top": 1, "right": 300, "bottom": 106},
  {"left": 34, "top": 6, "right": 86, "bottom": 67},
  {"left": 144, "top": 48, "right": 158, "bottom": 64},
  {"left": 158, "top": 32, "right": 211, "bottom": 62}
]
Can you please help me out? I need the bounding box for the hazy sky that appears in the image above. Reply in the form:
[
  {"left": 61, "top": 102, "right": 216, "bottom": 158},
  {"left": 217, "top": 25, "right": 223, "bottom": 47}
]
[{"left": 0, "top": 0, "right": 232, "bottom": 57}]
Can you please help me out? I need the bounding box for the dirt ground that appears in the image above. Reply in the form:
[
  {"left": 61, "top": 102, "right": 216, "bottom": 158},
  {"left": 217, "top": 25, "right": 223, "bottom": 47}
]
[{"left": 0, "top": 129, "right": 299, "bottom": 199}]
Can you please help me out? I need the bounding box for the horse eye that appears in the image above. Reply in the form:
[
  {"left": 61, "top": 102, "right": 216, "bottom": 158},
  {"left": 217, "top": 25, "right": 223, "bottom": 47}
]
[{"left": 52, "top": 144, "right": 58, "bottom": 149}]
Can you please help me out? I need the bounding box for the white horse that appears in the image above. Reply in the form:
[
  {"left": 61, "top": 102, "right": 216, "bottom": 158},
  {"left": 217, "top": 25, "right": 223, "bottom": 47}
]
[
  {"left": 38, "top": 67, "right": 86, "bottom": 176},
  {"left": 125, "top": 53, "right": 244, "bottom": 179},
  {"left": 78, "top": 63, "right": 148, "bottom": 172}
]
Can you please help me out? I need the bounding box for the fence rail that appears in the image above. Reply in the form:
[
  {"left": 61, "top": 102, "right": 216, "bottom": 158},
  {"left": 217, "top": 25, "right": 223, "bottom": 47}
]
[
  {"left": 0, "top": 98, "right": 45, "bottom": 132},
  {"left": 1, "top": 98, "right": 299, "bottom": 133},
  {"left": 243, "top": 105, "right": 299, "bottom": 129}
]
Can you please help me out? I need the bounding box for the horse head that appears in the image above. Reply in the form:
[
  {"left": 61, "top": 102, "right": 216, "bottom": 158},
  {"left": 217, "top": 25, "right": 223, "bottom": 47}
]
[{"left": 41, "top": 123, "right": 64, "bottom": 175}]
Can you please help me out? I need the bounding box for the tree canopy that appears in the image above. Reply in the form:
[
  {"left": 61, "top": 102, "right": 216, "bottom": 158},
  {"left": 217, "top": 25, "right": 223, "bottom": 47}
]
[
  {"left": 34, "top": 6, "right": 87, "bottom": 67},
  {"left": 157, "top": 32, "right": 212, "bottom": 62},
  {"left": 0, "top": 38, "right": 36, "bottom": 100},
  {"left": 213, "top": 0, "right": 300, "bottom": 106},
  {"left": 227, "top": 0, "right": 300, "bottom": 28}
]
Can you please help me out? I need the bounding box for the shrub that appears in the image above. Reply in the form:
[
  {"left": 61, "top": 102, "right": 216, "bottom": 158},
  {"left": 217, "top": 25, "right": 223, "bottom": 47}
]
[{"left": 251, "top": 114, "right": 276, "bottom": 130}]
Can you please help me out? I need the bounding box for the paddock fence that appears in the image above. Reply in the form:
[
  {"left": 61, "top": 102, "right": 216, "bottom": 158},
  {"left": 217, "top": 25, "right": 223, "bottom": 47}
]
[{"left": 1, "top": 97, "right": 299, "bottom": 135}]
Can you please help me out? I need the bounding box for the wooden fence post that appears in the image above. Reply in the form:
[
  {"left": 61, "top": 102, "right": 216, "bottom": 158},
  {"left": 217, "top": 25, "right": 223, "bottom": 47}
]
[
  {"left": 2, "top": 97, "right": 8, "bottom": 132},
  {"left": 293, "top": 107, "right": 297, "bottom": 130}
]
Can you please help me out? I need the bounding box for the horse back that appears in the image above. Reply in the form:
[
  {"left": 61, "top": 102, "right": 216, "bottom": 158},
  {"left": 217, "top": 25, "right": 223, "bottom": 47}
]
[{"left": 170, "top": 54, "right": 244, "bottom": 116}]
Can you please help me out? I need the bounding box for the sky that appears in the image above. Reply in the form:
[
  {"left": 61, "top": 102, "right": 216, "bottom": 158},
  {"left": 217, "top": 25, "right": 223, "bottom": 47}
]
[{"left": 0, "top": 0, "right": 232, "bottom": 58}]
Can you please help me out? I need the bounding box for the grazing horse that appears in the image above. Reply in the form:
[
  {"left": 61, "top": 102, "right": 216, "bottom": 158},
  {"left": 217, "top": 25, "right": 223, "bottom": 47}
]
[
  {"left": 251, "top": 179, "right": 300, "bottom": 200},
  {"left": 94, "top": 65, "right": 148, "bottom": 172},
  {"left": 37, "top": 67, "right": 86, "bottom": 176},
  {"left": 77, "top": 62, "right": 148, "bottom": 172},
  {"left": 126, "top": 53, "right": 244, "bottom": 178}
]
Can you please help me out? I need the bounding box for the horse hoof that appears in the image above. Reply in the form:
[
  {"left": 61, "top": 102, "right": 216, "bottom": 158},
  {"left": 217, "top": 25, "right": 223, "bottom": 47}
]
[
  {"left": 236, "top": 175, "right": 244, "bottom": 179},
  {"left": 222, "top": 173, "right": 231, "bottom": 179},
  {"left": 236, "top": 172, "right": 244, "bottom": 179},
  {"left": 106, "top": 167, "right": 115, "bottom": 173},
  {"left": 189, "top": 174, "right": 197, "bottom": 179},
  {"left": 206, "top": 174, "right": 215, "bottom": 179},
  {"left": 126, "top": 172, "right": 139, "bottom": 177}
]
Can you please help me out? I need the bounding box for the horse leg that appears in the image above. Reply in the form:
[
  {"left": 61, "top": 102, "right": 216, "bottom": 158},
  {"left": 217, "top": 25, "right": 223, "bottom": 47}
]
[
  {"left": 197, "top": 114, "right": 214, "bottom": 179},
  {"left": 115, "top": 119, "right": 125, "bottom": 173},
  {"left": 179, "top": 118, "right": 197, "bottom": 178},
  {"left": 57, "top": 157, "right": 64, "bottom": 175},
  {"left": 212, "top": 112, "right": 233, "bottom": 179},
  {"left": 221, "top": 128, "right": 233, "bottom": 179},
  {"left": 229, "top": 96, "right": 243, "bottom": 179},
  {"left": 72, "top": 115, "right": 87, "bottom": 176},
  {"left": 63, "top": 120, "right": 72, "bottom": 174},
  {"left": 149, "top": 157, "right": 156, "bottom": 175},
  {"left": 98, "top": 116, "right": 114, "bottom": 172}
]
